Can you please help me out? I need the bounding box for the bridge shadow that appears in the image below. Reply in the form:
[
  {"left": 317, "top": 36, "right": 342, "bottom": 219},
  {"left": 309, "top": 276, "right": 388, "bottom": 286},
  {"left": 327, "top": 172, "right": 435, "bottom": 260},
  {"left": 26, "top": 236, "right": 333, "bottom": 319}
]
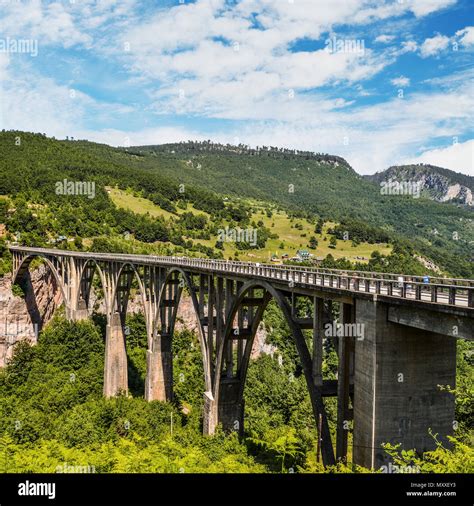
[
  {"left": 18, "top": 270, "right": 43, "bottom": 334},
  {"left": 127, "top": 359, "right": 145, "bottom": 397},
  {"left": 91, "top": 312, "right": 107, "bottom": 334}
]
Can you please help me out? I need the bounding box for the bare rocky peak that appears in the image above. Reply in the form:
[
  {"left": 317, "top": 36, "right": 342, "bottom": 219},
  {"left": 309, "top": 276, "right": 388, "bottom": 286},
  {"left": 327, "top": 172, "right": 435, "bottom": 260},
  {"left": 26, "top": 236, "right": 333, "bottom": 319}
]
[{"left": 366, "top": 163, "right": 473, "bottom": 206}]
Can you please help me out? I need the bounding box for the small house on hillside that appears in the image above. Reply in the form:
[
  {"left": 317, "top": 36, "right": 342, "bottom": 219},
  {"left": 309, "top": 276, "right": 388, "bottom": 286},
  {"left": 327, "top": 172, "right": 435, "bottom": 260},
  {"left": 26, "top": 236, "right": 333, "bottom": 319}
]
[{"left": 296, "top": 249, "right": 311, "bottom": 260}]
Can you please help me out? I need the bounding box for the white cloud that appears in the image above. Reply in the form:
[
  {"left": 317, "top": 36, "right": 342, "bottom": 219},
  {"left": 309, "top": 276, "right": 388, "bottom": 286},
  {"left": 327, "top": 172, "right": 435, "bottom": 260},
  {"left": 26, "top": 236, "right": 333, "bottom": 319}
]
[
  {"left": 79, "top": 126, "right": 207, "bottom": 148},
  {"left": 407, "top": 0, "right": 457, "bottom": 17},
  {"left": 405, "top": 139, "right": 474, "bottom": 175},
  {"left": 455, "top": 26, "right": 474, "bottom": 47},
  {"left": 400, "top": 40, "right": 418, "bottom": 53},
  {"left": 120, "top": 1, "right": 394, "bottom": 123},
  {"left": 390, "top": 75, "right": 410, "bottom": 87},
  {"left": 375, "top": 34, "right": 395, "bottom": 43},
  {"left": 0, "top": 0, "right": 137, "bottom": 52},
  {"left": 118, "top": 0, "right": 461, "bottom": 124},
  {"left": 0, "top": 60, "right": 133, "bottom": 138},
  {"left": 420, "top": 34, "right": 450, "bottom": 57},
  {"left": 0, "top": 0, "right": 91, "bottom": 49}
]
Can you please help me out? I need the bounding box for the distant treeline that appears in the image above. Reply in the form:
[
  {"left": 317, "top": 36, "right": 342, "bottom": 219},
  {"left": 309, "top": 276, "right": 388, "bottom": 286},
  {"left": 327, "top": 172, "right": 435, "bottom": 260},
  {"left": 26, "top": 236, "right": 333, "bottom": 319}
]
[{"left": 127, "top": 140, "right": 352, "bottom": 167}]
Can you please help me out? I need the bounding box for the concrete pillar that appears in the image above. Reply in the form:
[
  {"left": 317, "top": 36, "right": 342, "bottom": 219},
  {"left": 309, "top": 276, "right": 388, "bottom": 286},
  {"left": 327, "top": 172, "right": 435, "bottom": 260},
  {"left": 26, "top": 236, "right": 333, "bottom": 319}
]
[
  {"left": 103, "top": 312, "right": 128, "bottom": 397},
  {"left": 336, "top": 303, "right": 355, "bottom": 462},
  {"left": 218, "top": 380, "right": 244, "bottom": 435},
  {"left": 202, "top": 391, "right": 217, "bottom": 435},
  {"left": 353, "top": 299, "right": 456, "bottom": 470},
  {"left": 69, "top": 300, "right": 89, "bottom": 321},
  {"left": 144, "top": 333, "right": 173, "bottom": 401},
  {"left": 203, "top": 381, "right": 244, "bottom": 436}
]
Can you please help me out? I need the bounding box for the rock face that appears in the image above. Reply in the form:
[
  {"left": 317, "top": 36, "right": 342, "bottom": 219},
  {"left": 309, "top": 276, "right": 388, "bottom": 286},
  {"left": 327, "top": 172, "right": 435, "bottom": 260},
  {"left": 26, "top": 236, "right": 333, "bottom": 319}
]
[
  {"left": 366, "top": 164, "right": 474, "bottom": 206},
  {"left": 414, "top": 255, "right": 442, "bottom": 274},
  {"left": 0, "top": 266, "right": 62, "bottom": 367},
  {"left": 0, "top": 269, "right": 275, "bottom": 367}
]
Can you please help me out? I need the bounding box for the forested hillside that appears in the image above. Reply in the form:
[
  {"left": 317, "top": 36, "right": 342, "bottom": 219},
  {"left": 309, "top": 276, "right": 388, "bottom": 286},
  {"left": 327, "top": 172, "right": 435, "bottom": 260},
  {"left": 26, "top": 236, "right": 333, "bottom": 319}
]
[
  {"left": 0, "top": 131, "right": 473, "bottom": 278},
  {"left": 127, "top": 141, "right": 474, "bottom": 277}
]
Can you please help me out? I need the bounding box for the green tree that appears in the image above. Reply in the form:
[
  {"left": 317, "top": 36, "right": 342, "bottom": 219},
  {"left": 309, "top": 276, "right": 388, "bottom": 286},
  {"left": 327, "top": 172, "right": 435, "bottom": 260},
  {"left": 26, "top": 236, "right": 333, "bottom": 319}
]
[{"left": 308, "top": 236, "right": 318, "bottom": 249}]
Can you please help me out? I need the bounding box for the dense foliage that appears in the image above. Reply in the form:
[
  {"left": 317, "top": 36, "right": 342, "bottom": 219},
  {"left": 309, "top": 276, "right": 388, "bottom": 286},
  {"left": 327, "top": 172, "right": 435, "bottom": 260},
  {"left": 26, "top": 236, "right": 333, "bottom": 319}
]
[
  {"left": 1, "top": 305, "right": 471, "bottom": 474},
  {"left": 0, "top": 316, "right": 263, "bottom": 473}
]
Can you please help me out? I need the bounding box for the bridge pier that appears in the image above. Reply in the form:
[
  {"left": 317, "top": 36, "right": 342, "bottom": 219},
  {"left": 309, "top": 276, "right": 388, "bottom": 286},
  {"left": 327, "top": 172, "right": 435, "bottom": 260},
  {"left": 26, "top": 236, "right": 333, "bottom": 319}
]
[
  {"left": 218, "top": 380, "right": 245, "bottom": 435},
  {"left": 203, "top": 392, "right": 217, "bottom": 435},
  {"left": 68, "top": 299, "right": 89, "bottom": 321},
  {"left": 353, "top": 299, "right": 456, "bottom": 470},
  {"left": 104, "top": 312, "right": 128, "bottom": 397},
  {"left": 202, "top": 383, "right": 244, "bottom": 435},
  {"left": 145, "top": 333, "right": 173, "bottom": 401}
]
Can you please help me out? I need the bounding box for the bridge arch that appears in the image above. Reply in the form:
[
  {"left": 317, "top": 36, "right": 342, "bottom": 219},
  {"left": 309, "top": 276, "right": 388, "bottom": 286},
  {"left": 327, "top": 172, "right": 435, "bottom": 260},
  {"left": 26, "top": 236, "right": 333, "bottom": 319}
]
[
  {"left": 109, "top": 262, "right": 148, "bottom": 322},
  {"left": 13, "top": 254, "right": 68, "bottom": 305},
  {"left": 152, "top": 267, "right": 213, "bottom": 395},
  {"left": 76, "top": 259, "right": 110, "bottom": 316},
  {"left": 213, "top": 279, "right": 336, "bottom": 466}
]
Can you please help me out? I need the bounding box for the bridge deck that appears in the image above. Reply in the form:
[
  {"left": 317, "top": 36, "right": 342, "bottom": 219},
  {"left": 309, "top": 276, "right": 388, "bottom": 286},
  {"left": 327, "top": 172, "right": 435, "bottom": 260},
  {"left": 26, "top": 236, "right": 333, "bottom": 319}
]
[{"left": 9, "top": 246, "right": 474, "bottom": 311}]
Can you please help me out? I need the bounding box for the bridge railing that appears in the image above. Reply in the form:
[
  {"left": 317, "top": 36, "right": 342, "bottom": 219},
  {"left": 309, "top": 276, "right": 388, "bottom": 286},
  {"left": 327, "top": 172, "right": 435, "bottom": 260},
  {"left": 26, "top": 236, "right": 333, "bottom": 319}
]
[
  {"left": 9, "top": 246, "right": 474, "bottom": 308},
  {"left": 151, "top": 255, "right": 474, "bottom": 307}
]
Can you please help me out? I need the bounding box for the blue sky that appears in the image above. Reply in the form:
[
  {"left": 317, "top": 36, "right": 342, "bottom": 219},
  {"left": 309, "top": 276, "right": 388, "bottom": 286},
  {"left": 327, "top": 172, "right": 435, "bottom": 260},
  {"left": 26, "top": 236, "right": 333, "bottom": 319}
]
[{"left": 0, "top": 0, "right": 473, "bottom": 175}]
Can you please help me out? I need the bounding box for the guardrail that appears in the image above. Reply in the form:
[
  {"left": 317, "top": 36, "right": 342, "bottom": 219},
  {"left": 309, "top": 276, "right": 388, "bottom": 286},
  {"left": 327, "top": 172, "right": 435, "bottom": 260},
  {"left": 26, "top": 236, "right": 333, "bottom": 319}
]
[{"left": 9, "top": 246, "right": 474, "bottom": 308}]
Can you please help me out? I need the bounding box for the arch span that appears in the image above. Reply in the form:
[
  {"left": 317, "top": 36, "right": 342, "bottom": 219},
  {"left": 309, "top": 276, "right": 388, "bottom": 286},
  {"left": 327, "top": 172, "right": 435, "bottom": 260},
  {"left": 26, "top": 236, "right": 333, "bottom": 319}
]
[
  {"left": 110, "top": 262, "right": 148, "bottom": 321},
  {"left": 75, "top": 258, "right": 110, "bottom": 318},
  {"left": 213, "top": 279, "right": 336, "bottom": 466},
  {"left": 13, "top": 254, "right": 68, "bottom": 306},
  {"left": 146, "top": 267, "right": 213, "bottom": 401}
]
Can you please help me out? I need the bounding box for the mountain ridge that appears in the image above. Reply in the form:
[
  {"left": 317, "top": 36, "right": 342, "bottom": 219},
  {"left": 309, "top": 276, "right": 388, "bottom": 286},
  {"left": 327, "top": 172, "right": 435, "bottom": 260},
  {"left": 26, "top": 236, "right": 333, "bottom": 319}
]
[{"left": 365, "top": 163, "right": 473, "bottom": 207}]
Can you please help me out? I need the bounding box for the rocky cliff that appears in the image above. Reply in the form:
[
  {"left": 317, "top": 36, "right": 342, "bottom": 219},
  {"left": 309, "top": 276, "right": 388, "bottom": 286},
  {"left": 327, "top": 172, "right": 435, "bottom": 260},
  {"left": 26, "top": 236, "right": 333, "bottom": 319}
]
[
  {"left": 366, "top": 164, "right": 473, "bottom": 206},
  {"left": 0, "top": 265, "right": 62, "bottom": 367}
]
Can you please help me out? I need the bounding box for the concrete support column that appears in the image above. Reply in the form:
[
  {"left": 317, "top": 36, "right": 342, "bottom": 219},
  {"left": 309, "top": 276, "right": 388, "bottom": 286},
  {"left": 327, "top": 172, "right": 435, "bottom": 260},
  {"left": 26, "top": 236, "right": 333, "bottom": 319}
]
[
  {"left": 218, "top": 380, "right": 244, "bottom": 435},
  {"left": 144, "top": 333, "right": 173, "bottom": 401},
  {"left": 336, "top": 302, "right": 355, "bottom": 462},
  {"left": 103, "top": 312, "right": 128, "bottom": 397},
  {"left": 312, "top": 296, "right": 324, "bottom": 387},
  {"left": 203, "top": 381, "right": 244, "bottom": 436},
  {"left": 69, "top": 299, "right": 89, "bottom": 321},
  {"left": 202, "top": 391, "right": 217, "bottom": 435},
  {"left": 353, "top": 299, "right": 456, "bottom": 470}
]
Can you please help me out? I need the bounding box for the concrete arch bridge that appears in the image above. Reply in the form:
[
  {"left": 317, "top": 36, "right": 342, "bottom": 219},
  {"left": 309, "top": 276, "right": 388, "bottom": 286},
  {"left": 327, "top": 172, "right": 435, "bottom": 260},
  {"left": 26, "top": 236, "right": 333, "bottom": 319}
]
[{"left": 9, "top": 246, "right": 474, "bottom": 469}]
